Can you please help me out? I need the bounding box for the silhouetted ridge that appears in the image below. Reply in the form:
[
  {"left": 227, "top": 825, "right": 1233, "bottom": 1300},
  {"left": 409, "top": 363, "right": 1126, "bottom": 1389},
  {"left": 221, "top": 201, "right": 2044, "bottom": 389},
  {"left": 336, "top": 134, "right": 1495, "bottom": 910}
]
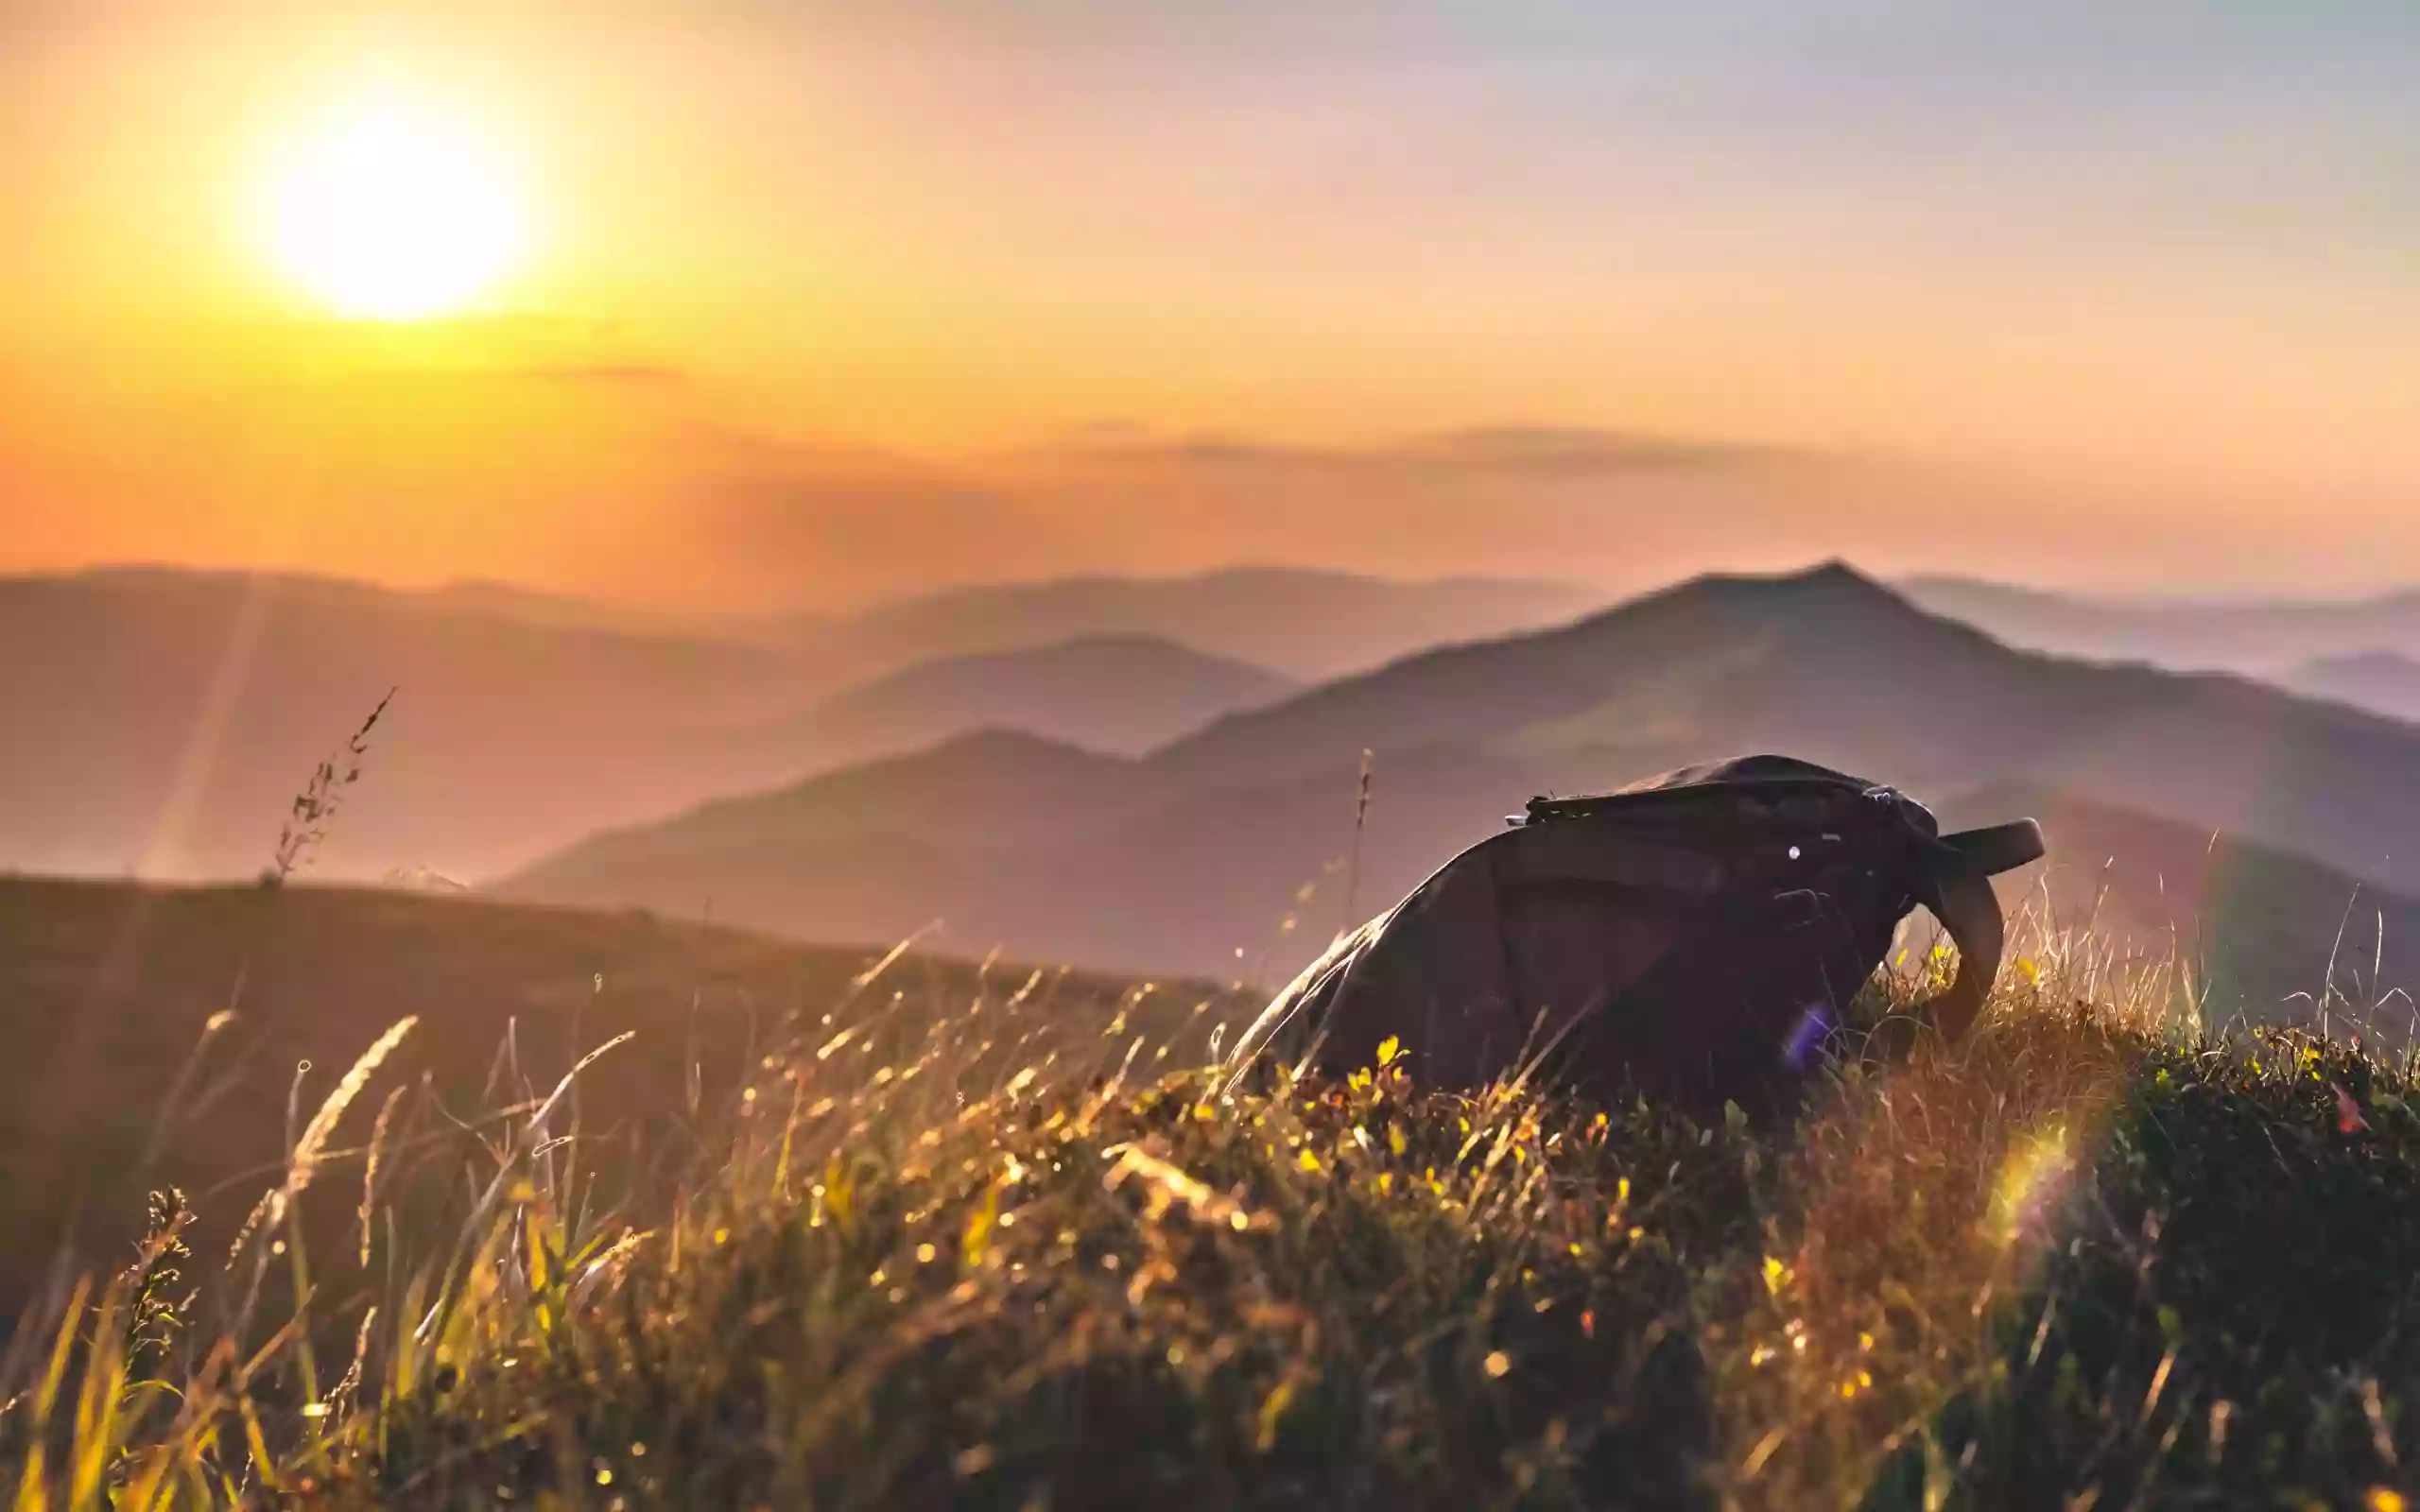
[
  {"left": 1149, "top": 559, "right": 1981, "bottom": 786},
  {"left": 503, "top": 559, "right": 2420, "bottom": 999},
  {"left": 1597, "top": 559, "right": 1957, "bottom": 637},
  {"left": 0, "top": 563, "right": 1567, "bottom": 883},
  {"left": 509, "top": 727, "right": 1154, "bottom": 901},
  {"left": 1901, "top": 576, "right": 2420, "bottom": 679},
  {"left": 2286, "top": 651, "right": 2420, "bottom": 726}
]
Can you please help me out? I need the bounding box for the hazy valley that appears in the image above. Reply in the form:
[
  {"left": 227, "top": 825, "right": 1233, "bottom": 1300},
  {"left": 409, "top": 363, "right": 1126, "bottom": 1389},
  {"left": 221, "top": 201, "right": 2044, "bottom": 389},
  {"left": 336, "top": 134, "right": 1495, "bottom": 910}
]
[
  {"left": 0, "top": 565, "right": 1588, "bottom": 885},
  {"left": 484, "top": 563, "right": 2420, "bottom": 1024}
]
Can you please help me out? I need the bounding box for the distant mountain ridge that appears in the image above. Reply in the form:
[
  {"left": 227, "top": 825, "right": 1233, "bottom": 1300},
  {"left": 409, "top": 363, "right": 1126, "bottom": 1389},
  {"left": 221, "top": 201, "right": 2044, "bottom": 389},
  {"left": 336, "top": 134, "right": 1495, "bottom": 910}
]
[
  {"left": 0, "top": 564, "right": 1580, "bottom": 882},
  {"left": 2283, "top": 651, "right": 2420, "bottom": 727},
  {"left": 1933, "top": 783, "right": 2415, "bottom": 1022},
  {"left": 0, "top": 568, "right": 797, "bottom": 882},
  {"left": 509, "top": 563, "right": 2420, "bottom": 1015},
  {"left": 1899, "top": 575, "right": 2420, "bottom": 678},
  {"left": 730, "top": 635, "right": 1296, "bottom": 769},
  {"left": 778, "top": 566, "right": 1604, "bottom": 682}
]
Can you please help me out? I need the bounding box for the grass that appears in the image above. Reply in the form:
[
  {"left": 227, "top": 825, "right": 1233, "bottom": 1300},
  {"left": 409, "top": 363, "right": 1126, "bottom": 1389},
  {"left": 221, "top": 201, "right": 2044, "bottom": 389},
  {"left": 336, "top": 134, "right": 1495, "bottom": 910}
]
[
  {"left": 5, "top": 894, "right": 2420, "bottom": 1510},
  {"left": 0, "top": 876, "right": 1184, "bottom": 1323}
]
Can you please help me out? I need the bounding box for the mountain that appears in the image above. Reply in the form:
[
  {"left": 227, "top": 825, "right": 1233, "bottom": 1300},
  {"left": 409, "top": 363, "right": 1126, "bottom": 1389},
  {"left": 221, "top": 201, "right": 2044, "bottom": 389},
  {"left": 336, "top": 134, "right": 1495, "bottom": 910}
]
[
  {"left": 0, "top": 565, "right": 1568, "bottom": 885},
  {"left": 1150, "top": 562, "right": 2420, "bottom": 893},
  {"left": 731, "top": 635, "right": 1295, "bottom": 771},
  {"left": 788, "top": 567, "right": 1604, "bottom": 683},
  {"left": 2283, "top": 651, "right": 2420, "bottom": 726},
  {"left": 510, "top": 730, "right": 1526, "bottom": 975},
  {"left": 510, "top": 563, "right": 2420, "bottom": 1017},
  {"left": 1900, "top": 576, "right": 2420, "bottom": 678},
  {"left": 1936, "top": 784, "right": 2417, "bottom": 1025},
  {"left": 0, "top": 568, "right": 809, "bottom": 883},
  {"left": 414, "top": 576, "right": 743, "bottom": 639}
]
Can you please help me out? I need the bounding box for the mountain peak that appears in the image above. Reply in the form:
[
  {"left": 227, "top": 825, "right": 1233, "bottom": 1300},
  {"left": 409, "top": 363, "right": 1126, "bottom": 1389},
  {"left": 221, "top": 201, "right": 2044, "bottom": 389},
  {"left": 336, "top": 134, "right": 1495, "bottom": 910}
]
[
  {"left": 1704, "top": 558, "right": 1897, "bottom": 600},
  {"left": 1798, "top": 557, "right": 1881, "bottom": 587},
  {"left": 1600, "top": 559, "right": 1923, "bottom": 633}
]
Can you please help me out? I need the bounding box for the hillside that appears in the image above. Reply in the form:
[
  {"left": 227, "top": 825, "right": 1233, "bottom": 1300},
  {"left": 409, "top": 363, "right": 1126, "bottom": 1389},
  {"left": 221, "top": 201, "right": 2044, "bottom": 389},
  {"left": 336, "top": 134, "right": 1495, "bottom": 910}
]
[
  {"left": 1900, "top": 574, "right": 2420, "bottom": 677},
  {"left": 0, "top": 568, "right": 807, "bottom": 884},
  {"left": 1936, "top": 784, "right": 2419, "bottom": 1024},
  {"left": 790, "top": 566, "right": 1604, "bottom": 682},
  {"left": 0, "top": 875, "right": 1206, "bottom": 1324},
  {"left": 510, "top": 564, "right": 2420, "bottom": 1016},
  {"left": 730, "top": 634, "right": 1296, "bottom": 770},
  {"left": 2285, "top": 649, "right": 2420, "bottom": 725},
  {"left": 0, "top": 565, "right": 1582, "bottom": 885},
  {"left": 510, "top": 732, "right": 1530, "bottom": 980},
  {"left": 12, "top": 882, "right": 2420, "bottom": 1506}
]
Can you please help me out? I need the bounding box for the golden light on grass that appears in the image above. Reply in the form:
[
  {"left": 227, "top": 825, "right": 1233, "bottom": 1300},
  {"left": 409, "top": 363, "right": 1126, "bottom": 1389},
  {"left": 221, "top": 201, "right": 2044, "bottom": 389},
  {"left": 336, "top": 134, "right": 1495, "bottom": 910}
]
[
  {"left": 1985, "top": 1122, "right": 2076, "bottom": 1249},
  {"left": 261, "top": 89, "right": 530, "bottom": 320}
]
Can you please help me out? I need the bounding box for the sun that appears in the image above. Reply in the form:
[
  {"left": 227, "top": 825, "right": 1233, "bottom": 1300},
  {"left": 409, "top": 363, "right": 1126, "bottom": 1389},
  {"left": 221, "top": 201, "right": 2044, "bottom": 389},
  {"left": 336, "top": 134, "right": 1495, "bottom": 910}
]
[{"left": 266, "top": 94, "right": 529, "bottom": 321}]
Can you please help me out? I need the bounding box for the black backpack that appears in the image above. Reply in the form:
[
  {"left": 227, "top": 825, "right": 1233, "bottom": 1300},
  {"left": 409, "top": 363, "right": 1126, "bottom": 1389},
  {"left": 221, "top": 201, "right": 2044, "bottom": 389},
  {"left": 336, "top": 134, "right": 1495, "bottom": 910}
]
[{"left": 1221, "top": 755, "right": 2045, "bottom": 1117}]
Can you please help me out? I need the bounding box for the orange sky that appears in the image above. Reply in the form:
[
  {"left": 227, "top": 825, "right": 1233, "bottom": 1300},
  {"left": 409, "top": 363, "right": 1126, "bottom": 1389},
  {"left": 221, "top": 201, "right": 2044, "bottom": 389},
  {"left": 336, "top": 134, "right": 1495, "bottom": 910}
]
[{"left": 6, "top": 2, "right": 2418, "bottom": 610}]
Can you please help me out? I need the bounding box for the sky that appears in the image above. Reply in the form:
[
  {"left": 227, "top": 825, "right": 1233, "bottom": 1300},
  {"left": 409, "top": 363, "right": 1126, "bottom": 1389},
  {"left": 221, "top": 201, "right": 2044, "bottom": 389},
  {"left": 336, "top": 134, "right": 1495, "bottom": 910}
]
[{"left": 3, "top": 1, "right": 2417, "bottom": 610}]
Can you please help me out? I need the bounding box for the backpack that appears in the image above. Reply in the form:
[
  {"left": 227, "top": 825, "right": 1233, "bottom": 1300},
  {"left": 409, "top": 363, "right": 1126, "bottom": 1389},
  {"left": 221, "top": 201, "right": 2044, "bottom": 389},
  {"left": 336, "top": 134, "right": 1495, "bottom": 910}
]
[{"left": 1221, "top": 755, "right": 2045, "bottom": 1117}]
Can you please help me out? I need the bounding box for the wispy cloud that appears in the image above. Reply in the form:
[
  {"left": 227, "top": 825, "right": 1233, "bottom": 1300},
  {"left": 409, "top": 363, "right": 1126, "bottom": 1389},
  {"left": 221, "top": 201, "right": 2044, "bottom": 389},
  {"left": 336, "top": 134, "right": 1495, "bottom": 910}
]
[
  {"left": 1396, "top": 427, "right": 1804, "bottom": 475},
  {"left": 1064, "top": 424, "right": 1805, "bottom": 478}
]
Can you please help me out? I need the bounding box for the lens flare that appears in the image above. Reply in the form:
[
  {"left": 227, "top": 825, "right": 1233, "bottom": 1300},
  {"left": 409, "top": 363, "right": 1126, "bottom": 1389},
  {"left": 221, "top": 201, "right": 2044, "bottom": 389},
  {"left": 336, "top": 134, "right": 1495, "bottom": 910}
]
[{"left": 1985, "top": 1123, "right": 2074, "bottom": 1248}]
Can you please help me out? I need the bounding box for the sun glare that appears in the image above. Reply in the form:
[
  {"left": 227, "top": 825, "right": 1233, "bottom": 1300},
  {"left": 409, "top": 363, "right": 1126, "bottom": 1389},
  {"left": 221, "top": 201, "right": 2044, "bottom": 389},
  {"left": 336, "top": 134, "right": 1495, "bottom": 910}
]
[{"left": 266, "top": 95, "right": 528, "bottom": 321}]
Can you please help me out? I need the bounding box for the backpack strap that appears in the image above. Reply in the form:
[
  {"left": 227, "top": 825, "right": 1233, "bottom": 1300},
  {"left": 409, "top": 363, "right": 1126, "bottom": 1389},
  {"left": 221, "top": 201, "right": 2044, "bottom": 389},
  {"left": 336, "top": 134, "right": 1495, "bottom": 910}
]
[
  {"left": 1917, "top": 866, "right": 2003, "bottom": 1042},
  {"left": 1911, "top": 819, "right": 2043, "bottom": 1041},
  {"left": 1935, "top": 819, "right": 2046, "bottom": 878}
]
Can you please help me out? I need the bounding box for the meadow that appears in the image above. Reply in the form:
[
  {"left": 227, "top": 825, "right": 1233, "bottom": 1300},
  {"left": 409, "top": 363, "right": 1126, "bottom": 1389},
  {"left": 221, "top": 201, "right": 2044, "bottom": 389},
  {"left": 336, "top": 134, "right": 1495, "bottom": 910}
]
[{"left": 4, "top": 883, "right": 2418, "bottom": 1509}]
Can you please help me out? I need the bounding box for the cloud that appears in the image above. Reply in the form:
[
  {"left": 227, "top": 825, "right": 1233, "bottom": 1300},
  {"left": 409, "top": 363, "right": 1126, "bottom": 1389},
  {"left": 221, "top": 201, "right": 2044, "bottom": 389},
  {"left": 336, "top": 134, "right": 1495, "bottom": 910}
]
[
  {"left": 1401, "top": 426, "right": 1804, "bottom": 475},
  {"left": 1062, "top": 424, "right": 1805, "bottom": 478}
]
